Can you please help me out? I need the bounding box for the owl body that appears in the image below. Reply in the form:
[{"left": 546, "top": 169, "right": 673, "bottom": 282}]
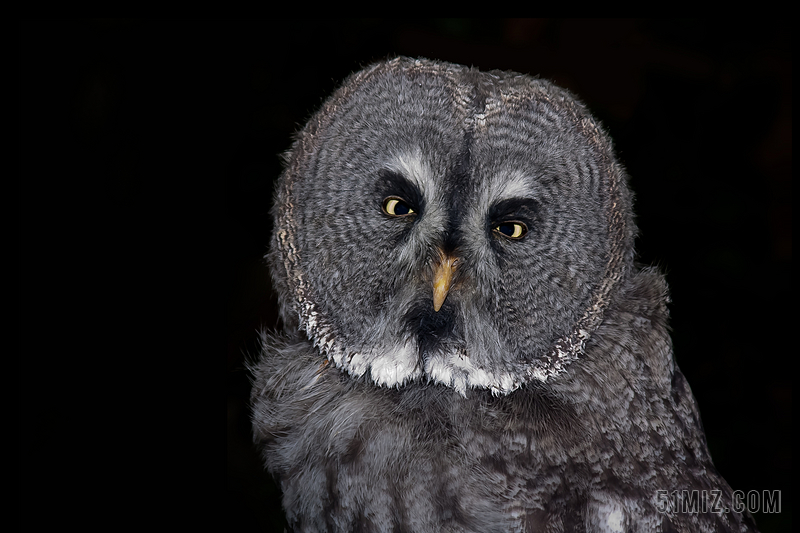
[{"left": 251, "top": 58, "right": 756, "bottom": 532}]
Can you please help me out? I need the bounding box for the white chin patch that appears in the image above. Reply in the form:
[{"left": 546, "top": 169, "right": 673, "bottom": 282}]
[
  {"left": 425, "top": 351, "right": 521, "bottom": 396},
  {"left": 367, "top": 343, "right": 422, "bottom": 387},
  {"left": 328, "top": 341, "right": 422, "bottom": 387},
  {"left": 324, "top": 338, "right": 521, "bottom": 396}
]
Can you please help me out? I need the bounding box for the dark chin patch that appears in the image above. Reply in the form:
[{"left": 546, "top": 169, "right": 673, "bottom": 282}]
[{"left": 403, "top": 300, "right": 460, "bottom": 363}]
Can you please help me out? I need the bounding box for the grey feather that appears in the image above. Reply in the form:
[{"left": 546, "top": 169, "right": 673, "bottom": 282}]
[{"left": 250, "top": 57, "right": 757, "bottom": 532}]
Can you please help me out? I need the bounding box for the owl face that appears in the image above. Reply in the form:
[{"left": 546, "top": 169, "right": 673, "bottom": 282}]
[{"left": 271, "top": 58, "right": 633, "bottom": 395}]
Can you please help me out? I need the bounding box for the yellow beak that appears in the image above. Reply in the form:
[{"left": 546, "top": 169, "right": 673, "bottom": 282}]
[{"left": 432, "top": 253, "right": 458, "bottom": 312}]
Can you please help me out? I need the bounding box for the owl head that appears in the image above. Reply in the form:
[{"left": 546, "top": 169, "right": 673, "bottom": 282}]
[{"left": 269, "top": 57, "right": 635, "bottom": 395}]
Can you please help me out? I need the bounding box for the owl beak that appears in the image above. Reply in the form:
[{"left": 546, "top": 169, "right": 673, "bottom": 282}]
[{"left": 432, "top": 253, "right": 459, "bottom": 312}]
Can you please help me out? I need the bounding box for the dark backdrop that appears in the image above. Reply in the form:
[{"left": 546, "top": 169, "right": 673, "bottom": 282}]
[{"left": 19, "top": 20, "right": 790, "bottom": 532}]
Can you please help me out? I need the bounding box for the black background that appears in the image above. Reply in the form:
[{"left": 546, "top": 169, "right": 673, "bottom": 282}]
[{"left": 19, "top": 20, "right": 790, "bottom": 531}]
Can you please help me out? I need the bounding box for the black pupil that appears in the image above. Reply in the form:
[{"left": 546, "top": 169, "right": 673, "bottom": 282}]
[
  {"left": 497, "top": 223, "right": 515, "bottom": 236},
  {"left": 393, "top": 201, "right": 411, "bottom": 216}
]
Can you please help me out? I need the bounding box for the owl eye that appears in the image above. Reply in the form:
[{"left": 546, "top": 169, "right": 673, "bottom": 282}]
[
  {"left": 382, "top": 196, "right": 415, "bottom": 217},
  {"left": 494, "top": 221, "right": 527, "bottom": 240}
]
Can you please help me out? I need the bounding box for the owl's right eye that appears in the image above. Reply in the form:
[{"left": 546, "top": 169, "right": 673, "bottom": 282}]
[{"left": 382, "top": 197, "right": 416, "bottom": 217}]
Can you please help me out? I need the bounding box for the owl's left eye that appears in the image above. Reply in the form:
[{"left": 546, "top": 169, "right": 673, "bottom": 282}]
[
  {"left": 493, "top": 221, "right": 528, "bottom": 240},
  {"left": 382, "top": 197, "right": 415, "bottom": 217}
]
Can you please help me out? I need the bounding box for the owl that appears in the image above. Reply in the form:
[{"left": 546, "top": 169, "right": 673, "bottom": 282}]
[{"left": 250, "top": 57, "right": 757, "bottom": 532}]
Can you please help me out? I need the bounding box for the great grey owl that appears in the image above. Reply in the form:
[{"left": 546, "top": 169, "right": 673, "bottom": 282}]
[{"left": 250, "top": 57, "right": 757, "bottom": 532}]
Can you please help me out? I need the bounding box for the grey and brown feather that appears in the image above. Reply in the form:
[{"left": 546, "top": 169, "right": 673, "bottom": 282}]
[{"left": 251, "top": 57, "right": 757, "bottom": 532}]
